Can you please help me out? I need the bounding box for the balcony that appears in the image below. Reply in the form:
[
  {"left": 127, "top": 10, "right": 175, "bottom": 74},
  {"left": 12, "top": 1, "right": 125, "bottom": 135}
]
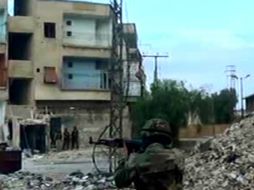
[
  {"left": 63, "top": 33, "right": 112, "bottom": 49},
  {"left": 62, "top": 70, "right": 109, "bottom": 90},
  {"left": 8, "top": 16, "right": 34, "bottom": 34},
  {"left": 8, "top": 60, "right": 33, "bottom": 79}
]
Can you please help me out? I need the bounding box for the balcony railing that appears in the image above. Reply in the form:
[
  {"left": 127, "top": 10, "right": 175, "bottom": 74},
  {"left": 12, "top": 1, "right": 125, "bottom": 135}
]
[
  {"left": 62, "top": 70, "right": 109, "bottom": 90},
  {"left": 63, "top": 32, "right": 112, "bottom": 48}
]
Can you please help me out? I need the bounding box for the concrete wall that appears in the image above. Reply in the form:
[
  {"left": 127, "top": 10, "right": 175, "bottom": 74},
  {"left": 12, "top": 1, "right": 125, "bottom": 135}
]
[
  {"left": 179, "top": 124, "right": 230, "bottom": 139},
  {"left": 0, "top": 90, "right": 8, "bottom": 100},
  {"left": 8, "top": 16, "right": 34, "bottom": 33},
  {"left": 37, "top": 101, "right": 132, "bottom": 148},
  {"left": 8, "top": 60, "right": 33, "bottom": 78}
]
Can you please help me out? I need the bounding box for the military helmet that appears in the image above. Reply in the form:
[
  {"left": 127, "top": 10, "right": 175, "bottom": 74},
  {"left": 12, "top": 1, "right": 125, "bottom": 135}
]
[{"left": 141, "top": 118, "right": 172, "bottom": 138}]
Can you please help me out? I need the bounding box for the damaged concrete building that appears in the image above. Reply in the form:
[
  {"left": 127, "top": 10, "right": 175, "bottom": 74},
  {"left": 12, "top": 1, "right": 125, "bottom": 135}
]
[
  {"left": 0, "top": 0, "right": 8, "bottom": 142},
  {"left": 0, "top": 0, "right": 144, "bottom": 149}
]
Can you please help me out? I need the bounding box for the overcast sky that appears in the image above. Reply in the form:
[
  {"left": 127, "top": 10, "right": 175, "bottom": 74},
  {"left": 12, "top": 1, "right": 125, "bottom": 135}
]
[
  {"left": 94, "top": 0, "right": 254, "bottom": 97},
  {"left": 8, "top": 0, "right": 254, "bottom": 99}
]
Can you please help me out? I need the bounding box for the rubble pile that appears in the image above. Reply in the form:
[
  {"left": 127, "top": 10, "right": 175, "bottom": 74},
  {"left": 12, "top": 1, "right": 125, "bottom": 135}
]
[
  {"left": 0, "top": 171, "right": 58, "bottom": 190},
  {"left": 0, "top": 171, "right": 133, "bottom": 190},
  {"left": 62, "top": 171, "right": 118, "bottom": 190},
  {"left": 184, "top": 116, "right": 254, "bottom": 190}
]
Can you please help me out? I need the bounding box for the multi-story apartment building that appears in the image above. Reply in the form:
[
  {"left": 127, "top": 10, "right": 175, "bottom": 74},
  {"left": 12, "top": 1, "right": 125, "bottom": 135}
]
[
  {"left": 123, "top": 23, "right": 145, "bottom": 99},
  {"left": 0, "top": 0, "right": 144, "bottom": 147},
  {"left": 0, "top": 0, "right": 7, "bottom": 129}
]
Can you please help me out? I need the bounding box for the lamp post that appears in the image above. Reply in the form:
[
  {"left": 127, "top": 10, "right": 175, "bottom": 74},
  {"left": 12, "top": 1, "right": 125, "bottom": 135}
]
[{"left": 231, "top": 74, "right": 250, "bottom": 118}]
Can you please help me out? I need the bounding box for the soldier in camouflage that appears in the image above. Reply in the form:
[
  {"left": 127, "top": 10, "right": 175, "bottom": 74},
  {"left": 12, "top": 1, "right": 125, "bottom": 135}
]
[{"left": 114, "top": 118, "right": 184, "bottom": 190}]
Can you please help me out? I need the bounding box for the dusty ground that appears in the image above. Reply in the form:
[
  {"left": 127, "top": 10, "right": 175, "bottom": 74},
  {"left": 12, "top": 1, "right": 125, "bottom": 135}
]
[{"left": 22, "top": 149, "right": 110, "bottom": 180}]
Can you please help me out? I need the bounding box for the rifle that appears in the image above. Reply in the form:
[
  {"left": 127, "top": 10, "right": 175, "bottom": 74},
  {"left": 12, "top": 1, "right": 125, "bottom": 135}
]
[{"left": 89, "top": 137, "right": 144, "bottom": 155}]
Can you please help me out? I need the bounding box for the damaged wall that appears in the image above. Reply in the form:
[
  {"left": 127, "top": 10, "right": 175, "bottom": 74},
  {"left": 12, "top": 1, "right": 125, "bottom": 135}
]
[{"left": 37, "top": 101, "right": 132, "bottom": 148}]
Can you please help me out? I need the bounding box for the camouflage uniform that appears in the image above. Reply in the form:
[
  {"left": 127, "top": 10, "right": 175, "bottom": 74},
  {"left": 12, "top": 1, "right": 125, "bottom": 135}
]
[{"left": 114, "top": 119, "right": 184, "bottom": 190}]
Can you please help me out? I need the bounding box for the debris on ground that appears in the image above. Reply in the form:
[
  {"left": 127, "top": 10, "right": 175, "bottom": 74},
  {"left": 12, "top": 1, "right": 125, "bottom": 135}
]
[
  {"left": 27, "top": 149, "right": 94, "bottom": 163},
  {"left": 0, "top": 170, "right": 134, "bottom": 190},
  {"left": 184, "top": 116, "right": 254, "bottom": 190},
  {"left": 5, "top": 117, "right": 254, "bottom": 190}
]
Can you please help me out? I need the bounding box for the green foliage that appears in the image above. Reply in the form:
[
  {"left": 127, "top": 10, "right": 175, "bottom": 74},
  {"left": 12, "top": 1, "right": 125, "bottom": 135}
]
[
  {"left": 212, "top": 88, "right": 237, "bottom": 124},
  {"left": 131, "top": 80, "right": 238, "bottom": 141}
]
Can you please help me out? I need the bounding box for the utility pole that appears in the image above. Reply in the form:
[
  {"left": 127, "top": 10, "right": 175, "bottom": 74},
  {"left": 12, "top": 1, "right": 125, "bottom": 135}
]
[
  {"left": 240, "top": 77, "right": 244, "bottom": 118},
  {"left": 108, "top": 0, "right": 124, "bottom": 173},
  {"left": 142, "top": 53, "right": 168, "bottom": 83},
  {"left": 231, "top": 74, "right": 250, "bottom": 118},
  {"left": 225, "top": 65, "right": 237, "bottom": 90}
]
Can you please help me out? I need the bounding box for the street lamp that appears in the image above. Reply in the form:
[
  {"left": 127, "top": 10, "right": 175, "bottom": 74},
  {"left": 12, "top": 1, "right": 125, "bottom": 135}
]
[{"left": 231, "top": 74, "right": 250, "bottom": 118}]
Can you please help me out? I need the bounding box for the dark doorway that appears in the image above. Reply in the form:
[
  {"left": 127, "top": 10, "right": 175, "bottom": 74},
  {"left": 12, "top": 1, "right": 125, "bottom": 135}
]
[
  {"left": 8, "top": 33, "right": 32, "bottom": 60},
  {"left": 9, "top": 79, "right": 31, "bottom": 105},
  {"left": 50, "top": 117, "right": 62, "bottom": 147},
  {"left": 20, "top": 125, "right": 46, "bottom": 153}
]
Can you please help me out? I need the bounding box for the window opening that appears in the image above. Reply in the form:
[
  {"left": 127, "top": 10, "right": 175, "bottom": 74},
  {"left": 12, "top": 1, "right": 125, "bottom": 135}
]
[
  {"left": 44, "top": 23, "right": 56, "bottom": 38},
  {"left": 66, "top": 31, "right": 72, "bottom": 37},
  {"left": 68, "top": 74, "right": 73, "bottom": 80},
  {"left": 68, "top": 62, "right": 73, "bottom": 68},
  {"left": 66, "top": 20, "right": 72, "bottom": 26}
]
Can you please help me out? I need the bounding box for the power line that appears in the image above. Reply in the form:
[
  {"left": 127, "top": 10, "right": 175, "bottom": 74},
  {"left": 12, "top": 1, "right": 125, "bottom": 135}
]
[
  {"left": 124, "top": 0, "right": 129, "bottom": 22},
  {"left": 143, "top": 53, "right": 169, "bottom": 83},
  {"left": 225, "top": 65, "right": 236, "bottom": 89}
]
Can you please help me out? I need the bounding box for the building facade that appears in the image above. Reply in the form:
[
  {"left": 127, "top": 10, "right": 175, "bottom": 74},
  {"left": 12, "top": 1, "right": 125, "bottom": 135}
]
[
  {"left": 0, "top": 0, "right": 144, "bottom": 147},
  {"left": 0, "top": 0, "right": 8, "bottom": 101},
  {"left": 245, "top": 94, "right": 254, "bottom": 114}
]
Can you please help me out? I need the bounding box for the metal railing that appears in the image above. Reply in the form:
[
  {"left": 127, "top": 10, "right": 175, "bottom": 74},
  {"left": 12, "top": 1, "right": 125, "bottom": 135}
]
[
  {"left": 61, "top": 70, "right": 109, "bottom": 90},
  {"left": 63, "top": 31, "right": 112, "bottom": 47}
]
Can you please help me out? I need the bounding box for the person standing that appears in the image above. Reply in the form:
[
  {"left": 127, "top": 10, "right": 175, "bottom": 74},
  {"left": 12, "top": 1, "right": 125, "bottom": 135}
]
[
  {"left": 62, "top": 128, "right": 70, "bottom": 150},
  {"left": 55, "top": 131, "right": 62, "bottom": 152},
  {"left": 71, "top": 126, "right": 79, "bottom": 150}
]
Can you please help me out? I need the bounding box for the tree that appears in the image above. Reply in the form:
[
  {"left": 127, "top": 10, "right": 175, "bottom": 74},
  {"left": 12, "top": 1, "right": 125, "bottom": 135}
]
[
  {"left": 212, "top": 88, "right": 237, "bottom": 124},
  {"left": 130, "top": 80, "right": 238, "bottom": 142},
  {"left": 131, "top": 80, "right": 189, "bottom": 143}
]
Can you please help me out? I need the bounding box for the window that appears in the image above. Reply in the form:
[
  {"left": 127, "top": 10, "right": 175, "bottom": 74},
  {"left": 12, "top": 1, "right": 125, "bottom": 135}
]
[
  {"left": 44, "top": 67, "right": 57, "bottom": 84},
  {"left": 68, "top": 74, "right": 73, "bottom": 80},
  {"left": 66, "top": 20, "right": 72, "bottom": 26},
  {"left": 95, "top": 60, "right": 102, "bottom": 70},
  {"left": 95, "top": 60, "right": 107, "bottom": 70},
  {"left": 44, "top": 23, "right": 56, "bottom": 38},
  {"left": 67, "top": 62, "right": 73, "bottom": 68},
  {"left": 36, "top": 68, "right": 40, "bottom": 73},
  {"left": 66, "top": 31, "right": 72, "bottom": 37}
]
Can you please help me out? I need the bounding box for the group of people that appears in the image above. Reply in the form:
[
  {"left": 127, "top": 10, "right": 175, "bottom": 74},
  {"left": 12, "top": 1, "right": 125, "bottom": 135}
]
[
  {"left": 52, "top": 126, "right": 79, "bottom": 151},
  {"left": 62, "top": 126, "right": 79, "bottom": 150}
]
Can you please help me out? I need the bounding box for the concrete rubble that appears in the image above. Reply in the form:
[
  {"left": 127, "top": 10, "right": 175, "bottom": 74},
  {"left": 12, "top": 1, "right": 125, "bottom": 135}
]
[
  {"left": 184, "top": 116, "right": 254, "bottom": 190},
  {"left": 0, "top": 170, "right": 134, "bottom": 190}
]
